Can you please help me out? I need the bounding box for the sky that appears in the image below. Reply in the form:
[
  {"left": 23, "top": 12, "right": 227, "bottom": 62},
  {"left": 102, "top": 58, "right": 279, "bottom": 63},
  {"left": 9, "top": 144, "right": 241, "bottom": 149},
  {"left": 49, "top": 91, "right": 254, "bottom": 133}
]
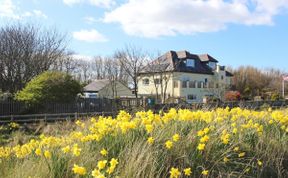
[{"left": 0, "top": 0, "right": 288, "bottom": 70}]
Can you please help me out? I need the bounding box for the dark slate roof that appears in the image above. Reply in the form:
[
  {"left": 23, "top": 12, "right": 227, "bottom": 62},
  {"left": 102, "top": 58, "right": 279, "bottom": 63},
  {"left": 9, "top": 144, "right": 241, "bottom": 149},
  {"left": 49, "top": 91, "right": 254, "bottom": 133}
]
[
  {"left": 225, "top": 71, "right": 234, "bottom": 77},
  {"left": 140, "top": 50, "right": 216, "bottom": 75},
  {"left": 83, "top": 79, "right": 110, "bottom": 92},
  {"left": 198, "top": 54, "right": 219, "bottom": 62}
]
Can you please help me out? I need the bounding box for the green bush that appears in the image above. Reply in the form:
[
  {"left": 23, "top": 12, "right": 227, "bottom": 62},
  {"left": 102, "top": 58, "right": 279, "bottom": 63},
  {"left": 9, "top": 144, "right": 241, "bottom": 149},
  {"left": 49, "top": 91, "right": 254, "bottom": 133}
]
[
  {"left": 15, "top": 71, "right": 81, "bottom": 105},
  {"left": 271, "top": 93, "right": 281, "bottom": 101}
]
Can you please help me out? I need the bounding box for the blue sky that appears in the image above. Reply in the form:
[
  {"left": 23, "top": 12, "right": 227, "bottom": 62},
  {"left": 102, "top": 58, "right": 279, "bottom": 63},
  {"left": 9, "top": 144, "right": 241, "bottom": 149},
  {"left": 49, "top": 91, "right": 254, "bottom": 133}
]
[{"left": 0, "top": 0, "right": 288, "bottom": 70}]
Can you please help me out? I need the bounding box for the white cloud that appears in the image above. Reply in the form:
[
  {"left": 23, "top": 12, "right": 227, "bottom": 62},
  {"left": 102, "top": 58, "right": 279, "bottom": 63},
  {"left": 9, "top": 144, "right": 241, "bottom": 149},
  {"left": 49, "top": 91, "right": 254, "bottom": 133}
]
[
  {"left": 23, "top": 10, "right": 47, "bottom": 19},
  {"left": 103, "top": 0, "right": 288, "bottom": 38},
  {"left": 72, "top": 54, "right": 93, "bottom": 61},
  {"left": 33, "top": 10, "right": 48, "bottom": 19},
  {"left": 83, "top": 16, "right": 98, "bottom": 24},
  {"left": 0, "top": 0, "right": 47, "bottom": 20},
  {"left": 63, "top": 0, "right": 115, "bottom": 8},
  {"left": 0, "top": 0, "right": 20, "bottom": 19},
  {"left": 73, "top": 29, "right": 108, "bottom": 42}
]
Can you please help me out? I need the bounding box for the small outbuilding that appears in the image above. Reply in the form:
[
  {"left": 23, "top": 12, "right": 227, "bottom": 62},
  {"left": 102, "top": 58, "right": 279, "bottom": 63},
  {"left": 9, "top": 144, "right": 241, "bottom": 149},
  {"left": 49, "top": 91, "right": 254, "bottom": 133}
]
[{"left": 83, "top": 79, "right": 133, "bottom": 99}]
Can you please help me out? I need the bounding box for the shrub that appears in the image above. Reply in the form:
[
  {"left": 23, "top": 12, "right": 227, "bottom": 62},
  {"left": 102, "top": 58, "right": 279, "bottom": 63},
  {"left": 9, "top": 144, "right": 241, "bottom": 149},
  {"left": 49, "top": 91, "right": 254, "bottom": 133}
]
[
  {"left": 271, "top": 93, "right": 281, "bottom": 101},
  {"left": 15, "top": 71, "right": 81, "bottom": 105},
  {"left": 224, "top": 91, "right": 241, "bottom": 101}
]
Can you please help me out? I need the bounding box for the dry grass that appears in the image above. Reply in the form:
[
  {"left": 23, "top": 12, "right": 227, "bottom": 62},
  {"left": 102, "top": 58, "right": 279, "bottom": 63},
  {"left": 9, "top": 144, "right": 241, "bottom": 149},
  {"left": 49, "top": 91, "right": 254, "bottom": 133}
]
[{"left": 0, "top": 108, "right": 288, "bottom": 177}]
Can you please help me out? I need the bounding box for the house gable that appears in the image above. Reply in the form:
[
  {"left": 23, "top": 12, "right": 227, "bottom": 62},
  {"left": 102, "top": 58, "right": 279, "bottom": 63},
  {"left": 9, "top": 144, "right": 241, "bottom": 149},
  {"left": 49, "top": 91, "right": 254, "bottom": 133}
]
[{"left": 140, "top": 50, "right": 218, "bottom": 75}]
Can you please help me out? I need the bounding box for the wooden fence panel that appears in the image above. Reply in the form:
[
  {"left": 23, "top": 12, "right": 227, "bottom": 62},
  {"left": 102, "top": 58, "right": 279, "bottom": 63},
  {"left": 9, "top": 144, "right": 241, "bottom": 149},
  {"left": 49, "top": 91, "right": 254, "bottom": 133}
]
[{"left": 0, "top": 98, "right": 114, "bottom": 116}]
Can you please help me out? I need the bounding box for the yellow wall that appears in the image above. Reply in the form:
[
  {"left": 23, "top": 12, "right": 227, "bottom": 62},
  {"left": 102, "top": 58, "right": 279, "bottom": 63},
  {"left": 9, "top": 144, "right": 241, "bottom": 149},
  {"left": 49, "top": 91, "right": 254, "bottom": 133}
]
[
  {"left": 138, "top": 73, "right": 174, "bottom": 96},
  {"left": 172, "top": 72, "right": 215, "bottom": 102},
  {"left": 138, "top": 69, "right": 233, "bottom": 103}
]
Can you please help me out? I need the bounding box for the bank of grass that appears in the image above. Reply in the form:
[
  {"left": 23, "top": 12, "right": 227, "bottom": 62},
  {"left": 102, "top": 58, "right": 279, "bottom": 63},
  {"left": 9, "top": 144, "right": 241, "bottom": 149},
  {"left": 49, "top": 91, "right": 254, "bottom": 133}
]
[{"left": 0, "top": 108, "right": 288, "bottom": 178}]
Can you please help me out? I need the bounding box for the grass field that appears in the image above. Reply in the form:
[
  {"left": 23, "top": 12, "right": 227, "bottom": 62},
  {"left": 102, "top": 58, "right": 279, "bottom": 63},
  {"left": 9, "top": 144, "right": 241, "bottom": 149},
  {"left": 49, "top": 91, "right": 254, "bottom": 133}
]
[{"left": 0, "top": 107, "right": 288, "bottom": 178}]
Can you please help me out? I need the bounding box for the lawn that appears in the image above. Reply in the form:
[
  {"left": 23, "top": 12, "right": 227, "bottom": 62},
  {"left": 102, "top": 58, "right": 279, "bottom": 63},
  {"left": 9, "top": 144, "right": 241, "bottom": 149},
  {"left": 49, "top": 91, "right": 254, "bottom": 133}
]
[{"left": 0, "top": 107, "right": 288, "bottom": 178}]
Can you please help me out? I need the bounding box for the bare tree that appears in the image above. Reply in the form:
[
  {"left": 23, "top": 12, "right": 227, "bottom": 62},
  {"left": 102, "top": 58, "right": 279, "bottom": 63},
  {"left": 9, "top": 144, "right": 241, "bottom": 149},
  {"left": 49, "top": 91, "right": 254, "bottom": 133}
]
[
  {"left": 73, "top": 59, "right": 93, "bottom": 83},
  {"left": 142, "top": 52, "right": 172, "bottom": 103},
  {"left": 114, "top": 45, "right": 146, "bottom": 104},
  {"left": 0, "top": 23, "right": 67, "bottom": 93},
  {"left": 230, "top": 66, "right": 287, "bottom": 99},
  {"left": 52, "top": 51, "right": 78, "bottom": 74},
  {"left": 92, "top": 56, "right": 106, "bottom": 80},
  {"left": 104, "top": 57, "right": 119, "bottom": 98}
]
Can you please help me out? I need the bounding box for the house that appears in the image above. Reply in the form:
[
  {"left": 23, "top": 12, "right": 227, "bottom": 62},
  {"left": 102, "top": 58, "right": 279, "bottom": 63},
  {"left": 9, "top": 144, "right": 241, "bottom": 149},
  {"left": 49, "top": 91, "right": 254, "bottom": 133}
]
[
  {"left": 83, "top": 79, "right": 133, "bottom": 99},
  {"left": 138, "top": 50, "right": 233, "bottom": 103}
]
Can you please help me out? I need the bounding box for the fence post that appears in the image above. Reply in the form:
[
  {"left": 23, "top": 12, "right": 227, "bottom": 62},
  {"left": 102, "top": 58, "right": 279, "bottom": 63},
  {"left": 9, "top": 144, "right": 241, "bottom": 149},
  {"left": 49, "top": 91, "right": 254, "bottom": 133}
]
[{"left": 74, "top": 112, "right": 78, "bottom": 120}]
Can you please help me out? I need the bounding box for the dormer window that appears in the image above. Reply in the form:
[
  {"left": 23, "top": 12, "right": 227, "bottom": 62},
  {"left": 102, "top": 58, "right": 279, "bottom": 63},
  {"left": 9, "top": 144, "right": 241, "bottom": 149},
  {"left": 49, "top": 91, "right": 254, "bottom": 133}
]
[
  {"left": 208, "top": 62, "right": 216, "bottom": 70},
  {"left": 186, "top": 59, "right": 195, "bottom": 67}
]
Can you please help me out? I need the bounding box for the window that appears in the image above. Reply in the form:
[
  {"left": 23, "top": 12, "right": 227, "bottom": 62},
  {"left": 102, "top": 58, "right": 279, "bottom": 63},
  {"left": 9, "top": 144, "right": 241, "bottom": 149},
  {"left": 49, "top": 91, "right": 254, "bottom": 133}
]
[
  {"left": 209, "top": 82, "right": 214, "bottom": 88},
  {"left": 215, "top": 83, "right": 219, "bottom": 88},
  {"left": 154, "top": 78, "right": 162, "bottom": 85},
  {"left": 186, "top": 59, "right": 195, "bottom": 67},
  {"left": 197, "top": 81, "right": 202, "bottom": 88},
  {"left": 208, "top": 62, "right": 216, "bottom": 70},
  {"left": 89, "top": 94, "right": 97, "bottom": 98},
  {"left": 182, "top": 81, "right": 187, "bottom": 88},
  {"left": 189, "top": 81, "right": 196, "bottom": 88},
  {"left": 142, "top": 78, "right": 149, "bottom": 85},
  {"left": 221, "top": 75, "right": 224, "bottom": 80},
  {"left": 203, "top": 82, "right": 208, "bottom": 88},
  {"left": 173, "top": 81, "right": 178, "bottom": 88},
  {"left": 187, "top": 94, "right": 196, "bottom": 100}
]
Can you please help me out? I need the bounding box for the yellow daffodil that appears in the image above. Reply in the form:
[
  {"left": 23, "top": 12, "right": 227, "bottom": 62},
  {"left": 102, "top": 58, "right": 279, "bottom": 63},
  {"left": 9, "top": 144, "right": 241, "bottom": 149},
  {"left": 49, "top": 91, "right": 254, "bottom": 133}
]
[
  {"left": 197, "top": 143, "right": 205, "bottom": 151},
  {"left": 147, "top": 137, "right": 154, "bottom": 144},
  {"left": 202, "top": 170, "right": 209, "bottom": 176},
  {"left": 97, "top": 160, "right": 107, "bottom": 170},
  {"left": 197, "top": 130, "right": 205, "bottom": 137},
  {"left": 62, "top": 146, "right": 70, "bottom": 154},
  {"left": 100, "top": 148, "right": 108, "bottom": 156},
  {"left": 257, "top": 160, "right": 263, "bottom": 166},
  {"left": 184, "top": 168, "right": 192, "bottom": 176},
  {"left": 35, "top": 148, "right": 41, "bottom": 156},
  {"left": 165, "top": 140, "right": 173, "bottom": 149},
  {"left": 72, "top": 144, "right": 81, "bottom": 157},
  {"left": 234, "top": 147, "right": 239, "bottom": 152},
  {"left": 238, "top": 152, "right": 246, "bottom": 157},
  {"left": 44, "top": 150, "right": 51, "bottom": 159},
  {"left": 169, "top": 167, "right": 181, "bottom": 178},
  {"left": 106, "top": 158, "right": 118, "bottom": 174},
  {"left": 145, "top": 124, "right": 153, "bottom": 133},
  {"left": 172, "top": 134, "right": 180, "bottom": 142},
  {"left": 200, "top": 135, "right": 209, "bottom": 143},
  {"left": 72, "top": 164, "right": 86, "bottom": 175}
]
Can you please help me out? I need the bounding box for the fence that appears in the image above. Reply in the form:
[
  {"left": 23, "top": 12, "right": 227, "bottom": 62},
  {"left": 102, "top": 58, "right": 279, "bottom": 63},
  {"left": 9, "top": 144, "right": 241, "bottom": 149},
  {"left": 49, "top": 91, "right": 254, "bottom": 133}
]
[
  {"left": 1, "top": 98, "right": 288, "bottom": 121},
  {"left": 152, "top": 100, "right": 288, "bottom": 111},
  {"left": 0, "top": 98, "right": 145, "bottom": 116},
  {"left": 0, "top": 98, "right": 114, "bottom": 116}
]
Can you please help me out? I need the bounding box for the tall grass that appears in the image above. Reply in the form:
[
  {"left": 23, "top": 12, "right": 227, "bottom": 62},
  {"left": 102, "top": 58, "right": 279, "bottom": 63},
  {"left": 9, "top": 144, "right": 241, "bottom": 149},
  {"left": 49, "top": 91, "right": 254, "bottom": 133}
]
[{"left": 0, "top": 108, "right": 287, "bottom": 177}]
